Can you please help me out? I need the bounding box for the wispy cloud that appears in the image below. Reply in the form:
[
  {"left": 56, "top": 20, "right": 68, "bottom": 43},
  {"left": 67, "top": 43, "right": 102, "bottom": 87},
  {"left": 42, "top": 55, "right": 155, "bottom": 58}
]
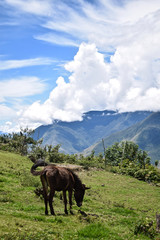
[
  {"left": 35, "top": 33, "right": 80, "bottom": 47},
  {"left": 0, "top": 57, "right": 54, "bottom": 70},
  {"left": 3, "top": 0, "right": 160, "bottom": 49},
  {"left": 0, "top": 76, "right": 46, "bottom": 102},
  {"left": 4, "top": 0, "right": 53, "bottom": 16}
]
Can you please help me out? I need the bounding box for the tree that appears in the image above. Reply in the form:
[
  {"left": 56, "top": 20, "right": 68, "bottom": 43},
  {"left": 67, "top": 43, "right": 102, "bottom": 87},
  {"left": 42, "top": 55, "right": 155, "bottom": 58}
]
[
  {"left": 104, "top": 141, "right": 151, "bottom": 168},
  {"left": 14, "top": 127, "right": 36, "bottom": 155},
  {"left": 0, "top": 127, "right": 37, "bottom": 155},
  {"left": 155, "top": 160, "right": 159, "bottom": 168}
]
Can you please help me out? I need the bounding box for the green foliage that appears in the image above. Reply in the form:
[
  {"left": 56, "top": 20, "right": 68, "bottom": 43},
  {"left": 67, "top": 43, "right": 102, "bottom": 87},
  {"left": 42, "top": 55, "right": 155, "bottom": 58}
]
[
  {"left": 105, "top": 141, "right": 150, "bottom": 167},
  {"left": 46, "top": 144, "right": 63, "bottom": 163},
  {"left": 104, "top": 141, "right": 160, "bottom": 184},
  {"left": 0, "top": 127, "right": 36, "bottom": 155},
  {"left": 155, "top": 160, "right": 159, "bottom": 167},
  {"left": 77, "top": 151, "right": 104, "bottom": 169}
]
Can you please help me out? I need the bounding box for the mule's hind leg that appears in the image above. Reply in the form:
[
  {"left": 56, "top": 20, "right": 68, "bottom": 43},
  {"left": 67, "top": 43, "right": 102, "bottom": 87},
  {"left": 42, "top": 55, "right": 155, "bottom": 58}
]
[
  {"left": 63, "top": 191, "right": 68, "bottom": 215},
  {"left": 41, "top": 176, "right": 48, "bottom": 215},
  {"left": 49, "top": 189, "right": 55, "bottom": 215}
]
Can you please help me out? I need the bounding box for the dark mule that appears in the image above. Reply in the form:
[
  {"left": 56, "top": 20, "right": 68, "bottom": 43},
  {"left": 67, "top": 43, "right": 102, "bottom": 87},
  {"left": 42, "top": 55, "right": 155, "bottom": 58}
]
[{"left": 31, "top": 160, "right": 89, "bottom": 215}]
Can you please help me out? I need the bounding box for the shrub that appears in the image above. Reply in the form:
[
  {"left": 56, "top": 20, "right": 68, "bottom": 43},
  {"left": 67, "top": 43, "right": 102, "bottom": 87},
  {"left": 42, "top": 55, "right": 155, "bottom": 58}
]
[{"left": 134, "top": 169, "right": 149, "bottom": 181}]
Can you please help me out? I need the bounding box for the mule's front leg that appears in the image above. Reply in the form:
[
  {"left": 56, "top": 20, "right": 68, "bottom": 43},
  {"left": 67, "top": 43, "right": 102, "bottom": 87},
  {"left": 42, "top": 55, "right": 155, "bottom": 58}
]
[
  {"left": 49, "top": 189, "right": 55, "bottom": 215},
  {"left": 68, "top": 190, "right": 73, "bottom": 215},
  {"left": 69, "top": 190, "right": 74, "bottom": 215},
  {"left": 63, "top": 191, "right": 68, "bottom": 215}
]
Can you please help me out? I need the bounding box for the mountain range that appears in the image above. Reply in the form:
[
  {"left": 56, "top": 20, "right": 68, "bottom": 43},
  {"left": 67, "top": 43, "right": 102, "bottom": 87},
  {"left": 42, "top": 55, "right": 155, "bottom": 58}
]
[
  {"left": 33, "top": 110, "right": 160, "bottom": 163},
  {"left": 82, "top": 112, "right": 160, "bottom": 164}
]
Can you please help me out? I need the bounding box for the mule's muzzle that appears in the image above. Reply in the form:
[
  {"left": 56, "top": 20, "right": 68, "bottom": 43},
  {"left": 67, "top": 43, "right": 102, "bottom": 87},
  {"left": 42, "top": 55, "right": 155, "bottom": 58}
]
[{"left": 77, "top": 202, "right": 82, "bottom": 207}]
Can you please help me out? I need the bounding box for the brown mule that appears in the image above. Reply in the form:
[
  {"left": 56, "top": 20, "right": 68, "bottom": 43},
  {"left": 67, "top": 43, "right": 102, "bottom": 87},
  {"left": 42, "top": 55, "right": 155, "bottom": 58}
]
[{"left": 31, "top": 160, "right": 90, "bottom": 215}]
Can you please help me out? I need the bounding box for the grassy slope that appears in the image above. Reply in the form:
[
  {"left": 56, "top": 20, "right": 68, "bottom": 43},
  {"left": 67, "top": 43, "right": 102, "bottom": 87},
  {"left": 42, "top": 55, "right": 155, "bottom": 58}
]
[{"left": 0, "top": 151, "right": 160, "bottom": 240}]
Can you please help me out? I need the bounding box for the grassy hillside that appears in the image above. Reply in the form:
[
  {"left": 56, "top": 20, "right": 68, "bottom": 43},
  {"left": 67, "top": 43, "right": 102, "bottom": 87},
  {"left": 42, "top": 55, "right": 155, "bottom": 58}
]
[{"left": 0, "top": 151, "right": 160, "bottom": 239}]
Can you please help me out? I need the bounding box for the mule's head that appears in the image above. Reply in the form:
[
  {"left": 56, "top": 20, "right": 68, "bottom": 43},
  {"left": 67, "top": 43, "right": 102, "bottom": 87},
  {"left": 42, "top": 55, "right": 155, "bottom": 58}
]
[{"left": 74, "top": 184, "right": 90, "bottom": 207}]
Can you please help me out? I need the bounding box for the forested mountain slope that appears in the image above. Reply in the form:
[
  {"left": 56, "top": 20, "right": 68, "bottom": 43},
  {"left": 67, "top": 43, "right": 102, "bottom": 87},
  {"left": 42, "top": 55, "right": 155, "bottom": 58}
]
[
  {"left": 33, "top": 110, "right": 152, "bottom": 154},
  {"left": 84, "top": 112, "right": 160, "bottom": 163}
]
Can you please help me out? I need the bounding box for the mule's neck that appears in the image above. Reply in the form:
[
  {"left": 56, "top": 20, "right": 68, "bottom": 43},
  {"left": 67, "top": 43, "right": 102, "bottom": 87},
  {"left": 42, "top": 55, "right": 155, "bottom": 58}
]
[{"left": 72, "top": 172, "right": 83, "bottom": 190}]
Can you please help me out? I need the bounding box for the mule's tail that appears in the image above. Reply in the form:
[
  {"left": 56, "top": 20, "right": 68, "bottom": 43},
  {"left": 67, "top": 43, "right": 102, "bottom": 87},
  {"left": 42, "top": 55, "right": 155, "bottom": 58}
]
[{"left": 31, "top": 160, "right": 48, "bottom": 176}]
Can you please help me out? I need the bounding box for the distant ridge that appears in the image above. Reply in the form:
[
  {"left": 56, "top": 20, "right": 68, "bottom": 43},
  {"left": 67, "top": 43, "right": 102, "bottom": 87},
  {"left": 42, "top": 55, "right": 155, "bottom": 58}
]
[
  {"left": 33, "top": 110, "right": 152, "bottom": 154},
  {"left": 83, "top": 112, "right": 160, "bottom": 163}
]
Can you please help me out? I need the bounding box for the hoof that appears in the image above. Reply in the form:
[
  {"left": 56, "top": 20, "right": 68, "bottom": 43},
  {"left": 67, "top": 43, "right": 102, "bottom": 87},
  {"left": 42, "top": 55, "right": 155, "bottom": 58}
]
[{"left": 65, "top": 210, "right": 68, "bottom": 215}]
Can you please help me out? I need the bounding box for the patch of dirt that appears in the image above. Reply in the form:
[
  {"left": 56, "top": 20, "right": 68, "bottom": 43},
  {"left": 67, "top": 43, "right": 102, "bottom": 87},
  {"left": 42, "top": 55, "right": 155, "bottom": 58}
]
[{"left": 55, "top": 163, "right": 83, "bottom": 171}]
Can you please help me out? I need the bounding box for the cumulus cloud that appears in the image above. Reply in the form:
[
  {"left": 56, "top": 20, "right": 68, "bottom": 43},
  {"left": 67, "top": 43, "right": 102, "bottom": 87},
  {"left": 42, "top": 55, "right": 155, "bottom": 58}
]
[
  {"left": 0, "top": 76, "right": 47, "bottom": 131},
  {"left": 20, "top": 38, "right": 160, "bottom": 126},
  {"left": 19, "top": 44, "right": 111, "bottom": 125}
]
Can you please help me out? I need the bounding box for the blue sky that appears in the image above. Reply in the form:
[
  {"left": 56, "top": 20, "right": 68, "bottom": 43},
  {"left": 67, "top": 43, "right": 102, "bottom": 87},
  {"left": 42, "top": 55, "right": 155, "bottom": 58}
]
[{"left": 1, "top": 0, "right": 160, "bottom": 132}]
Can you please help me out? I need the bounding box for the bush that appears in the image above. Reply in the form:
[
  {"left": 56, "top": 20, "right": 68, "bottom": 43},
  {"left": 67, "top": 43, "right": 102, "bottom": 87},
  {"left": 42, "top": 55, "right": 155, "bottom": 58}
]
[
  {"left": 134, "top": 169, "right": 149, "bottom": 181},
  {"left": 145, "top": 169, "right": 160, "bottom": 183},
  {"left": 108, "top": 163, "right": 160, "bottom": 184}
]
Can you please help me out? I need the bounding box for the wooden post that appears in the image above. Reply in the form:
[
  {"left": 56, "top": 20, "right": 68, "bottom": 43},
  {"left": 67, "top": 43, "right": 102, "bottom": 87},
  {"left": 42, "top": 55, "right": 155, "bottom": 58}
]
[{"left": 102, "top": 139, "right": 107, "bottom": 168}]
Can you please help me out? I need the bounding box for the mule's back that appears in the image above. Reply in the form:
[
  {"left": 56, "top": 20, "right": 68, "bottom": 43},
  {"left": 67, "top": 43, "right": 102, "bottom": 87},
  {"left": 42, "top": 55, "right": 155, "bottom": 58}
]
[{"left": 43, "top": 165, "right": 75, "bottom": 191}]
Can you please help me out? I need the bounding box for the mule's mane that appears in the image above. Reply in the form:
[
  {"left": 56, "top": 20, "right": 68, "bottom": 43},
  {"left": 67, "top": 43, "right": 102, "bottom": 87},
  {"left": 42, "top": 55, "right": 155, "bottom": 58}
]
[{"left": 67, "top": 168, "right": 82, "bottom": 190}]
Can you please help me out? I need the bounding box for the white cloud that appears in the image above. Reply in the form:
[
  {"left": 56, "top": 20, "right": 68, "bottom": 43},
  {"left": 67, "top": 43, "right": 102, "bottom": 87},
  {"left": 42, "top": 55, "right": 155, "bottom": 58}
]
[
  {"left": 0, "top": 76, "right": 46, "bottom": 102},
  {"left": 20, "top": 40, "right": 160, "bottom": 126},
  {"left": 0, "top": 76, "right": 47, "bottom": 132},
  {"left": 0, "top": 57, "right": 54, "bottom": 70},
  {"left": 3, "top": 0, "right": 160, "bottom": 50},
  {"left": 35, "top": 33, "right": 79, "bottom": 47},
  {"left": 34, "top": 0, "right": 160, "bottom": 51},
  {"left": 0, "top": 104, "right": 15, "bottom": 120},
  {"left": 2, "top": 0, "right": 160, "bottom": 131},
  {"left": 20, "top": 44, "right": 111, "bottom": 124},
  {"left": 5, "top": 0, "right": 53, "bottom": 16}
]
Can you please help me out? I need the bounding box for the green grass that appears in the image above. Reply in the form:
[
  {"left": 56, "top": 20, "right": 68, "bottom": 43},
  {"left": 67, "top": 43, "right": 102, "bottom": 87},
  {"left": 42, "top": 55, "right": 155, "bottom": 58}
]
[{"left": 0, "top": 150, "right": 160, "bottom": 239}]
